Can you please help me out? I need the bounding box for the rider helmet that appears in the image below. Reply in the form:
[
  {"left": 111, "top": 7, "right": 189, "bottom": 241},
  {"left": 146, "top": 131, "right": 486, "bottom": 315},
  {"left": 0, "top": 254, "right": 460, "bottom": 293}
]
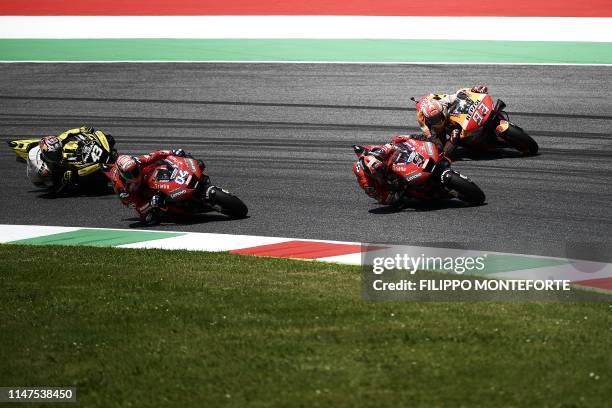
[
  {"left": 421, "top": 99, "right": 446, "bottom": 126},
  {"left": 39, "top": 136, "right": 63, "bottom": 164},
  {"left": 116, "top": 155, "right": 141, "bottom": 183}
]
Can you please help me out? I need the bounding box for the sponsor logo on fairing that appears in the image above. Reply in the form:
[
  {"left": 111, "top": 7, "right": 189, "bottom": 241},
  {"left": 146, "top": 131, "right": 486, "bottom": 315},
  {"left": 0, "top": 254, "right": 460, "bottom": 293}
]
[
  {"left": 404, "top": 172, "right": 423, "bottom": 182},
  {"left": 155, "top": 183, "right": 171, "bottom": 190},
  {"left": 170, "top": 189, "right": 187, "bottom": 199}
]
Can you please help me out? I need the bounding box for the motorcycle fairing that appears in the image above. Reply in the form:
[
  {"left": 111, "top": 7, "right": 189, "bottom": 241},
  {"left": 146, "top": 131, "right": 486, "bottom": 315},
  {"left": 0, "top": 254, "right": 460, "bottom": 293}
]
[
  {"left": 7, "top": 139, "right": 40, "bottom": 161},
  {"left": 8, "top": 130, "right": 114, "bottom": 177},
  {"left": 144, "top": 158, "right": 203, "bottom": 203},
  {"left": 390, "top": 140, "right": 438, "bottom": 187},
  {"left": 62, "top": 132, "right": 113, "bottom": 176},
  {"left": 448, "top": 91, "right": 494, "bottom": 135}
]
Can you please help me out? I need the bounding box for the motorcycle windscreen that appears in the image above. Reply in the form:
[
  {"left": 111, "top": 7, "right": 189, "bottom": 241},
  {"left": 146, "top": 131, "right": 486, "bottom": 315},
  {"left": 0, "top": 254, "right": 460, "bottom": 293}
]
[{"left": 390, "top": 149, "right": 432, "bottom": 186}]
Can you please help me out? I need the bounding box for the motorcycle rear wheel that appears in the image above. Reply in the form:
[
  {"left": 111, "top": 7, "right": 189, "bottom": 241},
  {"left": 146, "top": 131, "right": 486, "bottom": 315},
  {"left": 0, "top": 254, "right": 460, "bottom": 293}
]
[
  {"left": 444, "top": 172, "right": 486, "bottom": 206},
  {"left": 502, "top": 124, "right": 539, "bottom": 155},
  {"left": 210, "top": 187, "right": 248, "bottom": 219}
]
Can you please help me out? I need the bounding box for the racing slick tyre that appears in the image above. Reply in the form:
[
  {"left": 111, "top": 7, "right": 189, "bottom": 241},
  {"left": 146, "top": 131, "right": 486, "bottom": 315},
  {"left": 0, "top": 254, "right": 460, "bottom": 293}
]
[
  {"left": 210, "top": 187, "right": 248, "bottom": 219},
  {"left": 502, "top": 124, "right": 539, "bottom": 156},
  {"left": 443, "top": 171, "right": 486, "bottom": 206}
]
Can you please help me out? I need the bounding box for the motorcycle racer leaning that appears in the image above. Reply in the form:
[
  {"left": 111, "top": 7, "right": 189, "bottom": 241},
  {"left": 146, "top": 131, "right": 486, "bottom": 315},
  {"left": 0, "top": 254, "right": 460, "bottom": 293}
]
[
  {"left": 110, "top": 149, "right": 189, "bottom": 223},
  {"left": 417, "top": 85, "right": 488, "bottom": 156},
  {"left": 353, "top": 135, "right": 419, "bottom": 206},
  {"left": 28, "top": 125, "right": 113, "bottom": 193}
]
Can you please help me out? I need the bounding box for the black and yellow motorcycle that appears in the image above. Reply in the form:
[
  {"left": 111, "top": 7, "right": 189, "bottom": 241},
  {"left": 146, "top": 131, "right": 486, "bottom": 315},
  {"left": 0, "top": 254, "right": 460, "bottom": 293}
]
[{"left": 8, "top": 126, "right": 118, "bottom": 194}]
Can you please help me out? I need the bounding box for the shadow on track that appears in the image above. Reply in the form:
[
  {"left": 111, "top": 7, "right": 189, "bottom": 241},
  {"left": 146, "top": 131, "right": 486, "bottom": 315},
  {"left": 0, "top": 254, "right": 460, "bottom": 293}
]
[
  {"left": 450, "top": 148, "right": 531, "bottom": 161},
  {"left": 369, "top": 200, "right": 487, "bottom": 214},
  {"left": 125, "top": 214, "right": 250, "bottom": 229},
  {"left": 31, "top": 177, "right": 115, "bottom": 198},
  {"left": 36, "top": 190, "right": 115, "bottom": 199}
]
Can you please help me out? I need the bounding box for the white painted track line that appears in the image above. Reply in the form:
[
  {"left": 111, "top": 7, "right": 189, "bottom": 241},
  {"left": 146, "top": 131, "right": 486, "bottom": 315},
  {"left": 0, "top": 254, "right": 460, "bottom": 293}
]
[{"left": 1, "top": 16, "right": 611, "bottom": 42}]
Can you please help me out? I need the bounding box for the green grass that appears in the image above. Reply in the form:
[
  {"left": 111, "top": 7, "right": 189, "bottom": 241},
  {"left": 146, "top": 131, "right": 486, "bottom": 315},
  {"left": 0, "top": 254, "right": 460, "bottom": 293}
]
[{"left": 0, "top": 244, "right": 610, "bottom": 407}]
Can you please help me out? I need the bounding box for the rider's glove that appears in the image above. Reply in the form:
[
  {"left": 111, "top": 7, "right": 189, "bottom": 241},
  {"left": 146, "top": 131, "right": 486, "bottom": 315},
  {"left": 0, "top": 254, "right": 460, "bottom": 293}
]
[
  {"left": 54, "top": 170, "right": 73, "bottom": 194},
  {"left": 80, "top": 125, "right": 94, "bottom": 134},
  {"left": 119, "top": 192, "right": 130, "bottom": 200},
  {"left": 470, "top": 85, "right": 488, "bottom": 94},
  {"left": 62, "top": 170, "right": 73, "bottom": 185},
  {"left": 150, "top": 194, "right": 165, "bottom": 209},
  {"left": 449, "top": 128, "right": 461, "bottom": 143},
  {"left": 172, "top": 149, "right": 186, "bottom": 157}
]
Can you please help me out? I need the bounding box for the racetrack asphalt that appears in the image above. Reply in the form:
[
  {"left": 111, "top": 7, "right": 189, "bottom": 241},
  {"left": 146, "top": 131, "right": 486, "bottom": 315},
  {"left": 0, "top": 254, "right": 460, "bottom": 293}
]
[{"left": 0, "top": 63, "right": 611, "bottom": 259}]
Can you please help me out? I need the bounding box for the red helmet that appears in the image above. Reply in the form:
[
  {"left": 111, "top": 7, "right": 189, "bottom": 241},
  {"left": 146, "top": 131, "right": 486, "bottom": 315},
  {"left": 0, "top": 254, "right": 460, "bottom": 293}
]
[
  {"left": 421, "top": 99, "right": 446, "bottom": 126},
  {"left": 39, "top": 136, "right": 62, "bottom": 164},
  {"left": 362, "top": 155, "right": 385, "bottom": 181},
  {"left": 116, "top": 155, "right": 141, "bottom": 183}
]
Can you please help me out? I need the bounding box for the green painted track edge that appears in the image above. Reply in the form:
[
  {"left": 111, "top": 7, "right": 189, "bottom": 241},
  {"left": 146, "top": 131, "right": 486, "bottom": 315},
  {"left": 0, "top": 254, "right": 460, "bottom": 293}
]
[
  {"left": 9, "top": 229, "right": 186, "bottom": 247},
  {"left": 0, "top": 39, "right": 611, "bottom": 64}
]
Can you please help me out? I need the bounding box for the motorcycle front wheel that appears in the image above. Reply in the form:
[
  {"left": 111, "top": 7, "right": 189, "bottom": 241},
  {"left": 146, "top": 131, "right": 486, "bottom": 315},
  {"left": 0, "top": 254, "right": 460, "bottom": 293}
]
[
  {"left": 443, "top": 171, "right": 486, "bottom": 206},
  {"left": 208, "top": 187, "right": 248, "bottom": 219},
  {"left": 501, "top": 124, "right": 539, "bottom": 156}
]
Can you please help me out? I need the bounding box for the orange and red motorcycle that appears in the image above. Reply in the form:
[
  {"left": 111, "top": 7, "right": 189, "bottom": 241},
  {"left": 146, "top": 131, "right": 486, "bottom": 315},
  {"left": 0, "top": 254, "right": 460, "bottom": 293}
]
[
  {"left": 414, "top": 90, "right": 539, "bottom": 156},
  {"left": 353, "top": 137, "right": 486, "bottom": 206}
]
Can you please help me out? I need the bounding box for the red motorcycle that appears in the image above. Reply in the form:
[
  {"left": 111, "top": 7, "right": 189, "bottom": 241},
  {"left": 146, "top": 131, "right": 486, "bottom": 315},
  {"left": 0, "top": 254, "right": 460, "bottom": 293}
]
[
  {"left": 353, "top": 137, "right": 486, "bottom": 206},
  {"left": 105, "top": 155, "right": 247, "bottom": 224}
]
